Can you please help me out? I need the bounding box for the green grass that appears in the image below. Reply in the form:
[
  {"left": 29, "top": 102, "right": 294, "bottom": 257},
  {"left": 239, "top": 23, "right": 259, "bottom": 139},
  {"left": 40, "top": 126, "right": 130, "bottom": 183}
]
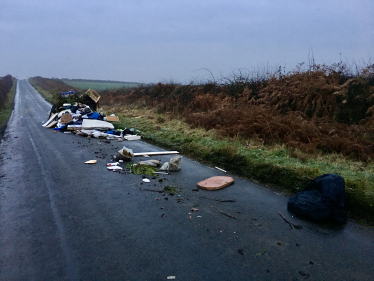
[
  {"left": 0, "top": 80, "right": 17, "bottom": 136},
  {"left": 109, "top": 107, "right": 374, "bottom": 225},
  {"left": 28, "top": 81, "right": 54, "bottom": 102},
  {"left": 62, "top": 79, "right": 141, "bottom": 91}
]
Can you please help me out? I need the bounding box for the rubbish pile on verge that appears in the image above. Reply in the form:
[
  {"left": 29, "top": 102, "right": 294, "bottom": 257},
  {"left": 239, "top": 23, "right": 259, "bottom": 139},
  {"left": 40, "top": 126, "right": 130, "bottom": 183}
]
[
  {"left": 41, "top": 96, "right": 184, "bottom": 176},
  {"left": 42, "top": 100, "right": 135, "bottom": 140}
]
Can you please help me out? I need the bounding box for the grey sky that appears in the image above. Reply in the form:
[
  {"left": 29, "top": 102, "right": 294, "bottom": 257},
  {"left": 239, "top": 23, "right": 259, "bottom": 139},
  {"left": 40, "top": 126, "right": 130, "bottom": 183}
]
[{"left": 1, "top": 0, "right": 373, "bottom": 83}]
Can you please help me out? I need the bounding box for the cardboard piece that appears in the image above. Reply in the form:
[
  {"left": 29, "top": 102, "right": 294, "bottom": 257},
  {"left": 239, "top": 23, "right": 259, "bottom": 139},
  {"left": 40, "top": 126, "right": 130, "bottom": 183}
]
[
  {"left": 106, "top": 116, "right": 119, "bottom": 122},
  {"left": 60, "top": 113, "right": 73, "bottom": 124},
  {"left": 197, "top": 176, "right": 235, "bottom": 191}
]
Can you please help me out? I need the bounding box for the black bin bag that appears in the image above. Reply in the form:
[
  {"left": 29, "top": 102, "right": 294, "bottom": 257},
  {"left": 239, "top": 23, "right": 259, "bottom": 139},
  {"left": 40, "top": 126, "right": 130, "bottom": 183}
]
[{"left": 287, "top": 174, "right": 347, "bottom": 224}]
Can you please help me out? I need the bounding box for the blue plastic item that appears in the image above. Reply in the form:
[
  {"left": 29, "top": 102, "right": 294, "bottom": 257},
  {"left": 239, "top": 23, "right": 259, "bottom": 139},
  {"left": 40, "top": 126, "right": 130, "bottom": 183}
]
[{"left": 88, "top": 112, "right": 100, "bottom": 120}]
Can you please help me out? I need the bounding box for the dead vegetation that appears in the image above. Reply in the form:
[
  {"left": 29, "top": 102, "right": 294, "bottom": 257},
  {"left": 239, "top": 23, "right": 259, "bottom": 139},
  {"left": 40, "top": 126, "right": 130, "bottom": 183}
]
[
  {"left": 101, "top": 63, "right": 374, "bottom": 162},
  {"left": 0, "top": 75, "right": 14, "bottom": 110}
]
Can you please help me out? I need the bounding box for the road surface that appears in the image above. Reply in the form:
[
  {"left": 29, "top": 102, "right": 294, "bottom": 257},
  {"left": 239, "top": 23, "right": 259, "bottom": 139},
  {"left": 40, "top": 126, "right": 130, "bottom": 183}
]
[{"left": 0, "top": 80, "right": 373, "bottom": 280}]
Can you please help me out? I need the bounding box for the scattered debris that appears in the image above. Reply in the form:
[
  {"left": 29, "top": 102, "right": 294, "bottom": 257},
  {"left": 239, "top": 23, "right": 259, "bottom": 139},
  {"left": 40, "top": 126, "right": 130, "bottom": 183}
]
[
  {"left": 215, "top": 166, "right": 227, "bottom": 173},
  {"left": 191, "top": 208, "right": 199, "bottom": 212},
  {"left": 279, "top": 212, "right": 302, "bottom": 229},
  {"left": 107, "top": 162, "right": 120, "bottom": 167},
  {"left": 163, "top": 185, "right": 178, "bottom": 193},
  {"left": 237, "top": 249, "right": 244, "bottom": 255},
  {"left": 154, "top": 172, "right": 169, "bottom": 175},
  {"left": 197, "top": 176, "right": 234, "bottom": 191},
  {"left": 114, "top": 146, "right": 134, "bottom": 161},
  {"left": 161, "top": 214, "right": 167, "bottom": 218},
  {"left": 220, "top": 211, "right": 236, "bottom": 219},
  {"left": 143, "top": 178, "right": 150, "bottom": 183},
  {"left": 167, "top": 276, "right": 176, "bottom": 280},
  {"left": 256, "top": 249, "right": 267, "bottom": 257},
  {"left": 107, "top": 166, "right": 123, "bottom": 171},
  {"left": 298, "top": 271, "right": 310, "bottom": 278},
  {"left": 85, "top": 160, "right": 97, "bottom": 164},
  {"left": 160, "top": 155, "right": 182, "bottom": 171}
]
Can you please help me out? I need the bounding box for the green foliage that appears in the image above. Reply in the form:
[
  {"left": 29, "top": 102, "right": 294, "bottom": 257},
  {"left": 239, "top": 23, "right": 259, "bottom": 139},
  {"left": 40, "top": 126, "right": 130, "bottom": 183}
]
[
  {"left": 0, "top": 75, "right": 14, "bottom": 110},
  {"left": 0, "top": 78, "right": 17, "bottom": 136},
  {"left": 126, "top": 163, "right": 157, "bottom": 176}
]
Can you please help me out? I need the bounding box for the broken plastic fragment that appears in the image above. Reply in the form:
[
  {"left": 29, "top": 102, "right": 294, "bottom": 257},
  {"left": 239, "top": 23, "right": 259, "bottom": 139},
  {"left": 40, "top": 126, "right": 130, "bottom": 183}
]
[
  {"left": 143, "top": 178, "right": 150, "bottom": 183},
  {"left": 107, "top": 166, "right": 123, "bottom": 171},
  {"left": 114, "top": 146, "right": 134, "bottom": 161},
  {"left": 215, "top": 166, "right": 227, "bottom": 173},
  {"left": 107, "top": 162, "right": 120, "bottom": 166},
  {"left": 191, "top": 208, "right": 199, "bottom": 212}
]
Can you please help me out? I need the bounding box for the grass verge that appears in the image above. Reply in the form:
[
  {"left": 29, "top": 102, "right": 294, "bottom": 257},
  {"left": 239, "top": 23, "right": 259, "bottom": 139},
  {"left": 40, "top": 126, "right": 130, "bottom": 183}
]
[
  {"left": 0, "top": 80, "right": 17, "bottom": 137},
  {"left": 105, "top": 106, "right": 374, "bottom": 226}
]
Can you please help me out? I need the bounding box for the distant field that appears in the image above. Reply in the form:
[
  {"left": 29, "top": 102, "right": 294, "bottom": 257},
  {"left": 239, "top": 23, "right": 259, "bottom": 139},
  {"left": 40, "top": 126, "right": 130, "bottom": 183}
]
[{"left": 61, "top": 79, "right": 141, "bottom": 91}]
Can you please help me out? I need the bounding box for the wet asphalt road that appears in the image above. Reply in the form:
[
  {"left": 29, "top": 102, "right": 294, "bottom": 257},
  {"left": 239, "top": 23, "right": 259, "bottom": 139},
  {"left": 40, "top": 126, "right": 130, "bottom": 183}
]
[{"left": 0, "top": 80, "right": 373, "bottom": 281}]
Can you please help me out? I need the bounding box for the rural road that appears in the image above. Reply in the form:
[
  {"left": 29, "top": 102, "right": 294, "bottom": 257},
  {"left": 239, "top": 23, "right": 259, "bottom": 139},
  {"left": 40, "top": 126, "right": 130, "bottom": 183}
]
[{"left": 0, "top": 80, "right": 373, "bottom": 281}]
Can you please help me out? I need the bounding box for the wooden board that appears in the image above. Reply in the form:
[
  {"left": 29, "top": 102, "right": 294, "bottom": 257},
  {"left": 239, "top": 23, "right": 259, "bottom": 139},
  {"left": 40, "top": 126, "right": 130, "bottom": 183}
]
[
  {"left": 42, "top": 113, "right": 58, "bottom": 127},
  {"left": 133, "top": 151, "right": 179, "bottom": 156},
  {"left": 86, "top": 89, "right": 101, "bottom": 103},
  {"left": 106, "top": 116, "right": 119, "bottom": 122},
  {"left": 46, "top": 120, "right": 58, "bottom": 128},
  {"left": 197, "top": 176, "right": 234, "bottom": 191},
  {"left": 124, "top": 135, "right": 141, "bottom": 141}
]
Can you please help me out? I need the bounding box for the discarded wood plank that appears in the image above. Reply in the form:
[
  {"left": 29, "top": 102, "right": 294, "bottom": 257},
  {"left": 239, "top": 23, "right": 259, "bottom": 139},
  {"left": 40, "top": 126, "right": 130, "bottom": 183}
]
[
  {"left": 124, "top": 135, "right": 141, "bottom": 141},
  {"left": 134, "top": 151, "right": 179, "bottom": 156},
  {"left": 220, "top": 211, "right": 236, "bottom": 219},
  {"left": 215, "top": 166, "right": 227, "bottom": 173},
  {"left": 199, "top": 196, "right": 236, "bottom": 203},
  {"left": 46, "top": 120, "right": 58, "bottom": 128},
  {"left": 106, "top": 115, "right": 119, "bottom": 122},
  {"left": 42, "top": 113, "right": 58, "bottom": 127}
]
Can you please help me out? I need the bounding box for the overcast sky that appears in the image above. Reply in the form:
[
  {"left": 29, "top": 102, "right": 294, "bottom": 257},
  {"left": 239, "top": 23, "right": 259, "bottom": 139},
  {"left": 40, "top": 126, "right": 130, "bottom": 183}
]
[{"left": 1, "top": 0, "right": 373, "bottom": 83}]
